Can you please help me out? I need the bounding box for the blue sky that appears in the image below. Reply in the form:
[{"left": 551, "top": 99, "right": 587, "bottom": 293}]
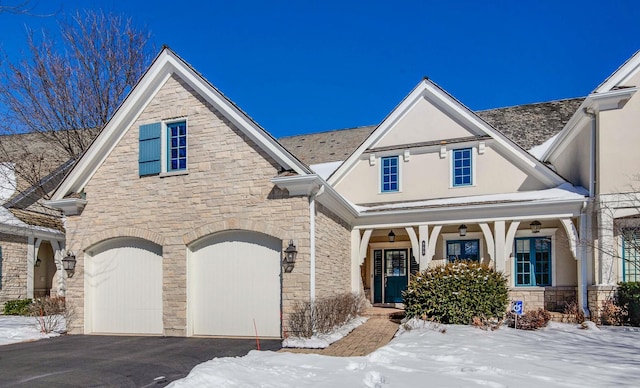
[{"left": 1, "top": 1, "right": 639, "bottom": 138}]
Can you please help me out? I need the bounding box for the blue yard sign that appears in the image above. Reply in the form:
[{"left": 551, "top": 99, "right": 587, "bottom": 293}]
[{"left": 512, "top": 300, "right": 524, "bottom": 316}]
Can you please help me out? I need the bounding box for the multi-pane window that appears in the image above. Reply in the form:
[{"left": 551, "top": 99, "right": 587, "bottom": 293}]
[
  {"left": 453, "top": 148, "right": 472, "bottom": 186},
  {"left": 447, "top": 240, "right": 480, "bottom": 262},
  {"left": 381, "top": 156, "right": 399, "bottom": 192},
  {"left": 168, "top": 121, "right": 187, "bottom": 171},
  {"left": 515, "top": 237, "right": 551, "bottom": 286},
  {"left": 622, "top": 228, "right": 640, "bottom": 282}
]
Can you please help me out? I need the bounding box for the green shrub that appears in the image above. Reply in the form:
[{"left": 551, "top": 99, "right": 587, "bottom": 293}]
[
  {"left": 618, "top": 282, "right": 640, "bottom": 326},
  {"left": 403, "top": 261, "right": 509, "bottom": 324},
  {"left": 3, "top": 298, "right": 33, "bottom": 315}
]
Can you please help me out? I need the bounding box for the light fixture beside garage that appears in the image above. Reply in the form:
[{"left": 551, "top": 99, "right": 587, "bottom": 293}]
[
  {"left": 283, "top": 240, "right": 298, "bottom": 273},
  {"left": 62, "top": 251, "right": 77, "bottom": 277}
]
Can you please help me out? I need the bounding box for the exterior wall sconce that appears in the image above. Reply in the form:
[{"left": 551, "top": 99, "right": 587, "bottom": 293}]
[
  {"left": 34, "top": 258, "right": 42, "bottom": 267},
  {"left": 388, "top": 230, "right": 396, "bottom": 243},
  {"left": 458, "top": 224, "right": 467, "bottom": 237},
  {"left": 62, "top": 251, "right": 77, "bottom": 277},
  {"left": 530, "top": 220, "right": 542, "bottom": 233},
  {"left": 283, "top": 240, "right": 297, "bottom": 273}
]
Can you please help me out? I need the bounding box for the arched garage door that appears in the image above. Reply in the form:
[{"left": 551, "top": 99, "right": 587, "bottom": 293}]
[
  {"left": 85, "top": 238, "right": 163, "bottom": 334},
  {"left": 189, "top": 231, "right": 281, "bottom": 338}
]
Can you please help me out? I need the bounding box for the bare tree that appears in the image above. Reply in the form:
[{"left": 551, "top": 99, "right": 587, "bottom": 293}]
[
  {"left": 0, "top": 0, "right": 58, "bottom": 16},
  {"left": 0, "top": 10, "right": 154, "bottom": 201}
]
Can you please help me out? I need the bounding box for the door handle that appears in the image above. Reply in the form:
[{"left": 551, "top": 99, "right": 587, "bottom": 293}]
[{"left": 384, "top": 277, "right": 388, "bottom": 288}]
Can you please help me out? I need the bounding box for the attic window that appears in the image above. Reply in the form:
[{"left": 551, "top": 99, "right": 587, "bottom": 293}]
[{"left": 452, "top": 148, "right": 472, "bottom": 187}]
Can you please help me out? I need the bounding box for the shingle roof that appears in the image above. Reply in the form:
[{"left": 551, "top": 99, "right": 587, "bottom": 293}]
[{"left": 278, "top": 98, "right": 584, "bottom": 165}]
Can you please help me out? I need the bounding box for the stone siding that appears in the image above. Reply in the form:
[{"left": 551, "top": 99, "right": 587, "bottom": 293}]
[
  {"left": 587, "top": 285, "right": 618, "bottom": 322},
  {"left": 0, "top": 234, "right": 29, "bottom": 309},
  {"left": 314, "top": 203, "right": 352, "bottom": 299},
  {"left": 508, "top": 286, "right": 577, "bottom": 312},
  {"left": 64, "top": 74, "right": 311, "bottom": 336}
]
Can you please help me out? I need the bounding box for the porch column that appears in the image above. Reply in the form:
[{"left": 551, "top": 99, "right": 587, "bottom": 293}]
[
  {"left": 597, "top": 209, "right": 616, "bottom": 285},
  {"left": 494, "top": 221, "right": 506, "bottom": 273},
  {"left": 505, "top": 221, "right": 520, "bottom": 287},
  {"left": 51, "top": 240, "right": 66, "bottom": 297},
  {"left": 351, "top": 229, "right": 363, "bottom": 293},
  {"left": 418, "top": 225, "right": 429, "bottom": 271},
  {"left": 26, "top": 236, "right": 35, "bottom": 299}
]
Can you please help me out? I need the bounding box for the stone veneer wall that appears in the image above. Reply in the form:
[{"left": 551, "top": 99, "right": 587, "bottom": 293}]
[
  {"left": 0, "top": 233, "right": 29, "bottom": 309},
  {"left": 64, "top": 74, "right": 311, "bottom": 336},
  {"left": 314, "top": 203, "right": 352, "bottom": 299},
  {"left": 508, "top": 286, "right": 577, "bottom": 312},
  {"left": 587, "top": 285, "right": 618, "bottom": 322}
]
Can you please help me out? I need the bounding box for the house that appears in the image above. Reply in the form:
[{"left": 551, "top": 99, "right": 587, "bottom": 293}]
[
  {"left": 46, "top": 46, "right": 639, "bottom": 337},
  {"left": 0, "top": 132, "right": 69, "bottom": 308}
]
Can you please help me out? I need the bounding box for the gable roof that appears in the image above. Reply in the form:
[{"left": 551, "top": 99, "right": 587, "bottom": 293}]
[
  {"left": 279, "top": 98, "right": 583, "bottom": 166},
  {"left": 51, "top": 47, "right": 312, "bottom": 201},
  {"left": 326, "top": 78, "right": 568, "bottom": 188}
]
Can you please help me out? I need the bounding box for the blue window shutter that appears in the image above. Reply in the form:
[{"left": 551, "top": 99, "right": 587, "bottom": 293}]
[{"left": 139, "top": 123, "right": 161, "bottom": 176}]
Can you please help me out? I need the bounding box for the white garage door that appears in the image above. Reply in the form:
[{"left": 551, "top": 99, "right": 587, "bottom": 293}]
[
  {"left": 190, "top": 231, "right": 281, "bottom": 338},
  {"left": 86, "top": 238, "right": 163, "bottom": 334}
]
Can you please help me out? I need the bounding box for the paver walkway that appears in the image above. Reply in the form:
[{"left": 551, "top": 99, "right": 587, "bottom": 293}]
[{"left": 280, "top": 307, "right": 403, "bottom": 357}]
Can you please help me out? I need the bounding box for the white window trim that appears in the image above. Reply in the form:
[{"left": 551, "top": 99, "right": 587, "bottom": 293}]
[
  {"left": 449, "top": 146, "right": 477, "bottom": 188},
  {"left": 441, "top": 232, "right": 484, "bottom": 263},
  {"left": 378, "top": 154, "right": 402, "bottom": 194},
  {"left": 160, "top": 117, "right": 188, "bottom": 176},
  {"left": 513, "top": 228, "right": 557, "bottom": 288}
]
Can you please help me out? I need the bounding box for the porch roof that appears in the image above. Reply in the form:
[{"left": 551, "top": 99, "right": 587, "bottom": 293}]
[{"left": 356, "top": 183, "right": 588, "bottom": 213}]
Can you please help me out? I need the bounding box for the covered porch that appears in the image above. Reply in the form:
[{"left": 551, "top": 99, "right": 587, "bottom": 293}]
[{"left": 351, "top": 205, "right": 588, "bottom": 314}]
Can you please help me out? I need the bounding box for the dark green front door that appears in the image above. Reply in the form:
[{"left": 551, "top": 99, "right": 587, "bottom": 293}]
[{"left": 384, "top": 249, "right": 408, "bottom": 303}]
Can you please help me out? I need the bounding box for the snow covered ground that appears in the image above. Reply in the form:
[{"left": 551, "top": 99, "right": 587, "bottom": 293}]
[
  {"left": 170, "top": 321, "right": 640, "bottom": 388},
  {"left": 0, "top": 315, "right": 61, "bottom": 346}
]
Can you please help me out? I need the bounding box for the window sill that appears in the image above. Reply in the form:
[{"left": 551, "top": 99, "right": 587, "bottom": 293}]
[{"left": 160, "top": 170, "right": 189, "bottom": 178}]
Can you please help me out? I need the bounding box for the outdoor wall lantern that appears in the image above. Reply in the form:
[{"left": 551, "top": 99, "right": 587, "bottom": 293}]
[
  {"left": 458, "top": 224, "right": 468, "bottom": 237},
  {"left": 62, "top": 251, "right": 77, "bottom": 277},
  {"left": 34, "top": 258, "right": 42, "bottom": 267},
  {"left": 530, "top": 220, "right": 542, "bottom": 233},
  {"left": 283, "top": 240, "right": 298, "bottom": 273},
  {"left": 388, "top": 230, "right": 396, "bottom": 243}
]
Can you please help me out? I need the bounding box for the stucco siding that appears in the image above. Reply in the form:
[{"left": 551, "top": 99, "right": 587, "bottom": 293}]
[
  {"left": 548, "top": 122, "right": 591, "bottom": 190},
  {"left": 598, "top": 71, "right": 640, "bottom": 194},
  {"left": 63, "top": 74, "right": 310, "bottom": 335},
  {"left": 376, "top": 96, "right": 475, "bottom": 148},
  {"left": 336, "top": 144, "right": 548, "bottom": 205}
]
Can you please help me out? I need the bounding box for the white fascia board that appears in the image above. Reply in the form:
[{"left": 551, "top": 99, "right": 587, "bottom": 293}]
[
  {"left": 542, "top": 88, "right": 637, "bottom": 162},
  {"left": 52, "top": 49, "right": 310, "bottom": 200},
  {"left": 352, "top": 198, "right": 585, "bottom": 228},
  {"left": 595, "top": 50, "right": 640, "bottom": 93}
]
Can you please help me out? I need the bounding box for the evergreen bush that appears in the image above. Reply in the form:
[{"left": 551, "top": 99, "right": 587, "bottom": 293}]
[
  {"left": 3, "top": 298, "right": 32, "bottom": 315},
  {"left": 617, "top": 282, "right": 640, "bottom": 326},
  {"left": 403, "top": 261, "right": 508, "bottom": 324}
]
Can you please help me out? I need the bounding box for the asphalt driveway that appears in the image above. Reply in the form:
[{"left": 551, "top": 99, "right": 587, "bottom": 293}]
[{"left": 0, "top": 335, "right": 281, "bottom": 387}]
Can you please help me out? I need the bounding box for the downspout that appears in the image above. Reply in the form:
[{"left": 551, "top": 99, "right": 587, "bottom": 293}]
[
  {"left": 584, "top": 107, "right": 597, "bottom": 197},
  {"left": 579, "top": 201, "right": 591, "bottom": 317},
  {"left": 309, "top": 191, "right": 318, "bottom": 334}
]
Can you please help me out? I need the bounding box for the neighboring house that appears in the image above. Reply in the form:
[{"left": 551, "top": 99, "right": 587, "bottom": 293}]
[
  {"left": 46, "top": 46, "right": 638, "bottom": 337},
  {"left": 541, "top": 50, "right": 640, "bottom": 312},
  {"left": 0, "top": 132, "right": 70, "bottom": 309}
]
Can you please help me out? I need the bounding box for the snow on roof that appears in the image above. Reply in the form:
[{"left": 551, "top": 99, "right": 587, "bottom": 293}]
[
  {"left": 309, "top": 161, "right": 343, "bottom": 180},
  {"left": 528, "top": 133, "right": 560, "bottom": 159},
  {"left": 359, "top": 183, "right": 588, "bottom": 212}
]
